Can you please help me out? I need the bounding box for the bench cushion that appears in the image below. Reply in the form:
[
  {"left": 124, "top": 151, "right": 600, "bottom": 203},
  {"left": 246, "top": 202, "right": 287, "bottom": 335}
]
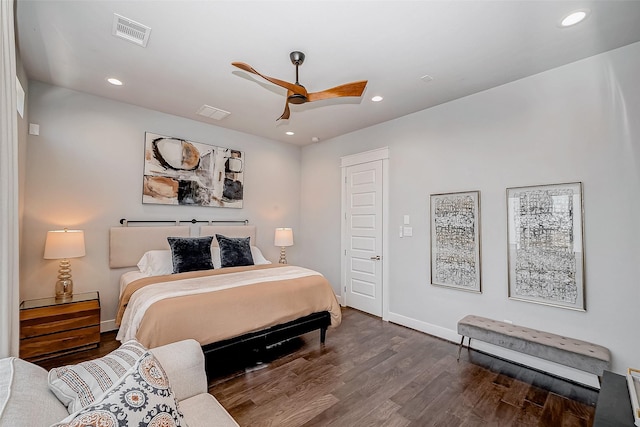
[{"left": 458, "top": 315, "right": 611, "bottom": 376}]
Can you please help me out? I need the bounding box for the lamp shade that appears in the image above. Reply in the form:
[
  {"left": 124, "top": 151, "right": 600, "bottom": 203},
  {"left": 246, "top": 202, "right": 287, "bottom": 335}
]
[
  {"left": 274, "top": 228, "right": 294, "bottom": 247},
  {"left": 44, "top": 229, "right": 86, "bottom": 259}
]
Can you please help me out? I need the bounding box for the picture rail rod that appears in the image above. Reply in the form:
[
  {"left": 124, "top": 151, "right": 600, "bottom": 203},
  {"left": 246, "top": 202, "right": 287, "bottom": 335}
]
[{"left": 119, "top": 218, "right": 249, "bottom": 226}]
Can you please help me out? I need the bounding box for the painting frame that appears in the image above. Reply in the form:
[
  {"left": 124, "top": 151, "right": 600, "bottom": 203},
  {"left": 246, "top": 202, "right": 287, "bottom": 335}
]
[
  {"left": 506, "top": 182, "right": 585, "bottom": 311},
  {"left": 430, "top": 190, "right": 481, "bottom": 293},
  {"left": 142, "top": 132, "right": 244, "bottom": 208}
]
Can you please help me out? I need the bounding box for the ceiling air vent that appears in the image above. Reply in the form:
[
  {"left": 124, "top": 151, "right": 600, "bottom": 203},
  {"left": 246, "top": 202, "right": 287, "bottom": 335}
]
[
  {"left": 112, "top": 14, "right": 151, "bottom": 47},
  {"left": 197, "top": 105, "right": 231, "bottom": 121}
]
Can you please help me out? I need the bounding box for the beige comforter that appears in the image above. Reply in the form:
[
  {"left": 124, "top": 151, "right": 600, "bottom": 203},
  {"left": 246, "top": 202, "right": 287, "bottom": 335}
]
[{"left": 116, "top": 264, "right": 342, "bottom": 348}]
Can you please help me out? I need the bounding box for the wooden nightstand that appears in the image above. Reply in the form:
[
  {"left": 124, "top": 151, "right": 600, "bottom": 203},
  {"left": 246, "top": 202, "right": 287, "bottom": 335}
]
[{"left": 19, "top": 291, "right": 101, "bottom": 361}]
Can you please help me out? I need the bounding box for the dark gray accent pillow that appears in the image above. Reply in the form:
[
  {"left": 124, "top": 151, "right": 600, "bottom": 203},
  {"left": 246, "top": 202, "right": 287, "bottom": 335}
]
[
  {"left": 167, "top": 236, "right": 214, "bottom": 273},
  {"left": 216, "top": 234, "right": 254, "bottom": 268}
]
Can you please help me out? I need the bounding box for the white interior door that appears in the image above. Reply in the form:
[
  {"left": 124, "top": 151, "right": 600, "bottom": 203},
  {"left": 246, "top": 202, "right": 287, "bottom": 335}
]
[{"left": 344, "top": 160, "right": 383, "bottom": 316}]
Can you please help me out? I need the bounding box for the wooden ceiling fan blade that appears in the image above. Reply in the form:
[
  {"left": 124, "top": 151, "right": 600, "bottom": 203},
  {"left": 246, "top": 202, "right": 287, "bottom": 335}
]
[
  {"left": 307, "top": 80, "right": 368, "bottom": 102},
  {"left": 277, "top": 99, "right": 290, "bottom": 121},
  {"left": 232, "top": 62, "right": 307, "bottom": 96}
]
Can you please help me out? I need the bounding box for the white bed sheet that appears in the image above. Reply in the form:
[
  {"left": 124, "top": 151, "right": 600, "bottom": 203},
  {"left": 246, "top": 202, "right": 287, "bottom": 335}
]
[{"left": 119, "top": 270, "right": 148, "bottom": 297}]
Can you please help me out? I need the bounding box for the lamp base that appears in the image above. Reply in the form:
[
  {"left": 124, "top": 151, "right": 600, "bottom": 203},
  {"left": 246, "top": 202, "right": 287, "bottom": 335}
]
[
  {"left": 278, "top": 247, "right": 288, "bottom": 264},
  {"left": 54, "top": 259, "right": 74, "bottom": 301}
]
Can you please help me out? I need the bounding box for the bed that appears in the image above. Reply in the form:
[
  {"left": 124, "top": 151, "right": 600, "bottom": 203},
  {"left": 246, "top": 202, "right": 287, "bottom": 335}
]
[{"left": 109, "top": 224, "right": 342, "bottom": 375}]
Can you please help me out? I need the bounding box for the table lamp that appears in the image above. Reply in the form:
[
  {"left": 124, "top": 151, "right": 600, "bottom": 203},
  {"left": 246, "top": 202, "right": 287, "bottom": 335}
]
[
  {"left": 44, "top": 229, "right": 86, "bottom": 300},
  {"left": 274, "top": 227, "right": 294, "bottom": 264}
]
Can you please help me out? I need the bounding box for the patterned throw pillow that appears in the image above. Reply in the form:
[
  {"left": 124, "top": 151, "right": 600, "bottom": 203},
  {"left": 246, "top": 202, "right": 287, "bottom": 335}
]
[
  {"left": 51, "top": 350, "right": 185, "bottom": 427},
  {"left": 167, "top": 236, "right": 215, "bottom": 273},
  {"left": 48, "top": 340, "right": 147, "bottom": 414},
  {"left": 216, "top": 234, "right": 254, "bottom": 268}
]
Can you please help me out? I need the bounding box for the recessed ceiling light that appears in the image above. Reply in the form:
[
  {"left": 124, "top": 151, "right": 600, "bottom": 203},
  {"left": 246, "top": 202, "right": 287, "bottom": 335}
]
[
  {"left": 107, "top": 77, "right": 123, "bottom": 86},
  {"left": 371, "top": 96, "right": 383, "bottom": 102},
  {"left": 421, "top": 75, "right": 433, "bottom": 83},
  {"left": 560, "top": 9, "right": 589, "bottom": 27},
  {"left": 285, "top": 131, "right": 295, "bottom": 136}
]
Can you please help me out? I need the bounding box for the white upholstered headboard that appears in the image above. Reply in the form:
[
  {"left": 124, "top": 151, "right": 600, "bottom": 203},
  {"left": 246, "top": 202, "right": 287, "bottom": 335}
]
[
  {"left": 109, "top": 224, "right": 257, "bottom": 268},
  {"left": 109, "top": 226, "right": 190, "bottom": 268}
]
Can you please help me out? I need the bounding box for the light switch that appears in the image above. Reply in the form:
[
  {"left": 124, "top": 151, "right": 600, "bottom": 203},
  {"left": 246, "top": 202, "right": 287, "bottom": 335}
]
[
  {"left": 403, "top": 215, "right": 410, "bottom": 225},
  {"left": 29, "top": 123, "right": 40, "bottom": 135},
  {"left": 403, "top": 226, "right": 413, "bottom": 237}
]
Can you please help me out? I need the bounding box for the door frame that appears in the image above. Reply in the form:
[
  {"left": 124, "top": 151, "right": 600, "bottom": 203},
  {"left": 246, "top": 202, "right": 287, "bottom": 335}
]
[{"left": 340, "top": 147, "right": 389, "bottom": 321}]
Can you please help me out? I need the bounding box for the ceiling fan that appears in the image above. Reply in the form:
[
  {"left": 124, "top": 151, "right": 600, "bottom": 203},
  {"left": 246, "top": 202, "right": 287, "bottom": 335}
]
[{"left": 232, "top": 51, "right": 368, "bottom": 121}]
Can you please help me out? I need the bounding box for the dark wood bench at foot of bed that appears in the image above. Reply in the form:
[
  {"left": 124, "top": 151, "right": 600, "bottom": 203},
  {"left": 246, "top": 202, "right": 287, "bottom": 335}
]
[{"left": 202, "top": 311, "right": 331, "bottom": 378}]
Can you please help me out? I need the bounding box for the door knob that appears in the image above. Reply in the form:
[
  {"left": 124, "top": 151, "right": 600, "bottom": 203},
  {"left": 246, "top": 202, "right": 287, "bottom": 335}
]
[{"left": 370, "top": 255, "right": 381, "bottom": 260}]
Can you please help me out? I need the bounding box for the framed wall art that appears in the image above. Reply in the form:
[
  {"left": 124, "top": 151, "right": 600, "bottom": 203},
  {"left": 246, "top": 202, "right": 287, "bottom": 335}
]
[
  {"left": 142, "top": 132, "right": 244, "bottom": 208},
  {"left": 506, "top": 182, "right": 585, "bottom": 310},
  {"left": 430, "top": 190, "right": 481, "bottom": 292}
]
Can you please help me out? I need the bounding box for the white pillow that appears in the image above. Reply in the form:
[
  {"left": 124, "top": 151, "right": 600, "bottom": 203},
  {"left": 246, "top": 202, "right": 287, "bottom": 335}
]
[
  {"left": 48, "top": 340, "right": 147, "bottom": 414},
  {"left": 136, "top": 250, "right": 173, "bottom": 276},
  {"left": 211, "top": 245, "right": 271, "bottom": 269},
  {"left": 211, "top": 247, "right": 222, "bottom": 269},
  {"left": 251, "top": 246, "right": 272, "bottom": 265}
]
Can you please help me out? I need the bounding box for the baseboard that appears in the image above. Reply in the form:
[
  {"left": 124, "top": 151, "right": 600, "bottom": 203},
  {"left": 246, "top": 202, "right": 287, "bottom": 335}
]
[
  {"left": 100, "top": 319, "right": 117, "bottom": 332},
  {"left": 386, "top": 311, "right": 461, "bottom": 343},
  {"left": 386, "top": 311, "right": 600, "bottom": 389},
  {"left": 336, "top": 294, "right": 345, "bottom": 306}
]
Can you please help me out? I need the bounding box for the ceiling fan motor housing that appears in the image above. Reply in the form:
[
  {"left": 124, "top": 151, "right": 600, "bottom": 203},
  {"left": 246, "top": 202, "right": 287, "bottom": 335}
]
[
  {"left": 288, "top": 93, "right": 308, "bottom": 104},
  {"left": 290, "top": 51, "right": 305, "bottom": 66}
]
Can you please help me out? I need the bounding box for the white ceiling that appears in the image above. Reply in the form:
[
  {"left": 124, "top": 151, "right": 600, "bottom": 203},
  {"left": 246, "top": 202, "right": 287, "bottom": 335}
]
[{"left": 15, "top": 1, "right": 640, "bottom": 146}]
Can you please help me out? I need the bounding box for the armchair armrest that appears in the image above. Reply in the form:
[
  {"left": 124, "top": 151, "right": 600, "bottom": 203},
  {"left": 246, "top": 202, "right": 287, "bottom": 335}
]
[{"left": 150, "top": 339, "right": 207, "bottom": 401}]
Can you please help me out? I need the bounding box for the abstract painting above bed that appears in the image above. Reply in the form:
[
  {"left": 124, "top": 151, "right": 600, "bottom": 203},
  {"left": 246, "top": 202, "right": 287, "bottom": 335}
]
[{"left": 142, "top": 132, "right": 244, "bottom": 208}]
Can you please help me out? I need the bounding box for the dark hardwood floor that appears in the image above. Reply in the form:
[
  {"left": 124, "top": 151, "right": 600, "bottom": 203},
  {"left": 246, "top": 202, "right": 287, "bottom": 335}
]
[{"left": 34, "top": 308, "right": 597, "bottom": 426}]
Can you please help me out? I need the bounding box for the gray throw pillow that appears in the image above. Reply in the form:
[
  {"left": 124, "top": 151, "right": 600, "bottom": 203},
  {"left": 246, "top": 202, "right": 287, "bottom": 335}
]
[
  {"left": 167, "top": 236, "right": 214, "bottom": 273},
  {"left": 216, "top": 234, "right": 254, "bottom": 268}
]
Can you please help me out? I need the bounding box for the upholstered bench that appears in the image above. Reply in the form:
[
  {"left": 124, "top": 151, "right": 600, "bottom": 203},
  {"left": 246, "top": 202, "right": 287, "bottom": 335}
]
[{"left": 457, "top": 315, "right": 611, "bottom": 379}]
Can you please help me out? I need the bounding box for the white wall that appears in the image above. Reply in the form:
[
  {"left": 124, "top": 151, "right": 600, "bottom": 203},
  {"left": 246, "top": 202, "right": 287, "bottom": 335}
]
[
  {"left": 300, "top": 41, "right": 640, "bottom": 382},
  {"left": 21, "top": 81, "right": 302, "bottom": 329}
]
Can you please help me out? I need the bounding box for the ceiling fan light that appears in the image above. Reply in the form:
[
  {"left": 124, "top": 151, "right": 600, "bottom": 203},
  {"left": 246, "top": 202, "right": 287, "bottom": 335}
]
[{"left": 561, "top": 10, "right": 589, "bottom": 27}]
